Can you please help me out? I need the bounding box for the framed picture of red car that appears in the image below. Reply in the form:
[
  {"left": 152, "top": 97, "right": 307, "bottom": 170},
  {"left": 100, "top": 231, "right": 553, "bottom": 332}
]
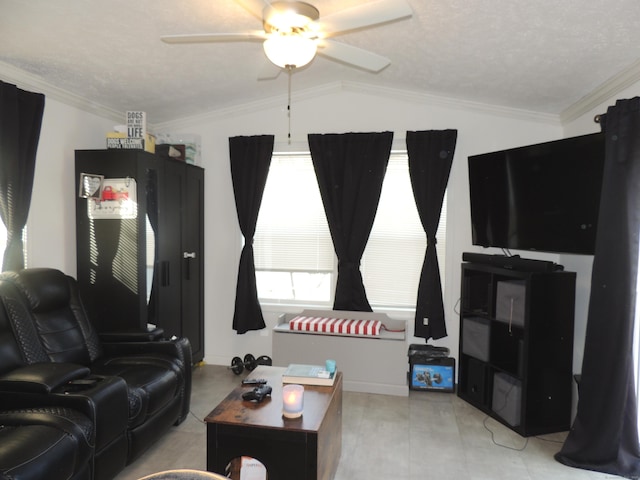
[{"left": 87, "top": 177, "right": 137, "bottom": 219}]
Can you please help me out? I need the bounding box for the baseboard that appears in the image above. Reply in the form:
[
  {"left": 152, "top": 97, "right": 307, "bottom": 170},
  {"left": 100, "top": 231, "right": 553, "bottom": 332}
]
[{"left": 343, "top": 380, "right": 409, "bottom": 397}]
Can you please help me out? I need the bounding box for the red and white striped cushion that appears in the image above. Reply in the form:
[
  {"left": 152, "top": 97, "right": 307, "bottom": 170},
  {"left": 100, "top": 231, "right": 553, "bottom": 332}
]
[{"left": 288, "top": 315, "right": 382, "bottom": 336}]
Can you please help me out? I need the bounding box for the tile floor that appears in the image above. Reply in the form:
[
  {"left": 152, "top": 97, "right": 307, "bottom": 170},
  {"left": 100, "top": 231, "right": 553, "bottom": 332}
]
[{"left": 114, "top": 364, "right": 616, "bottom": 480}]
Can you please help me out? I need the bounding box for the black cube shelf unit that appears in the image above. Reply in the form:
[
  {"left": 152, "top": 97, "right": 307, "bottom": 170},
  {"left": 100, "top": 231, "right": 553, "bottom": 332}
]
[{"left": 457, "top": 258, "right": 576, "bottom": 437}]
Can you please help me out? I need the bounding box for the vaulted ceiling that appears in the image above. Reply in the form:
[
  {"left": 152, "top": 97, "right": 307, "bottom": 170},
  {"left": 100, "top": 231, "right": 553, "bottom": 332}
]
[{"left": 2, "top": 0, "right": 640, "bottom": 124}]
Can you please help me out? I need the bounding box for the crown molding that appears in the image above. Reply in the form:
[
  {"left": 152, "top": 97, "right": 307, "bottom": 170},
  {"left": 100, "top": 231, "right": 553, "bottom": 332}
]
[
  {"left": 0, "top": 61, "right": 123, "bottom": 122},
  {"left": 153, "top": 82, "right": 344, "bottom": 131},
  {"left": 157, "top": 80, "right": 560, "bottom": 131},
  {"left": 1, "top": 59, "right": 561, "bottom": 131},
  {"left": 340, "top": 81, "right": 560, "bottom": 125},
  {"left": 560, "top": 58, "right": 640, "bottom": 124}
]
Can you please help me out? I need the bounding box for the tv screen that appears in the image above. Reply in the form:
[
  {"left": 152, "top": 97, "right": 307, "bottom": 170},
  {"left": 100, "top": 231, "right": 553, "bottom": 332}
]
[{"left": 468, "top": 132, "right": 605, "bottom": 255}]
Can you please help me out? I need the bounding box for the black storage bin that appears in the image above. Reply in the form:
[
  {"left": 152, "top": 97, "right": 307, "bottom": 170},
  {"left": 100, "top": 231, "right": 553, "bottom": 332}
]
[
  {"left": 495, "top": 280, "right": 526, "bottom": 327},
  {"left": 408, "top": 344, "right": 455, "bottom": 392},
  {"left": 462, "top": 317, "right": 490, "bottom": 361},
  {"left": 464, "top": 356, "right": 488, "bottom": 406},
  {"left": 492, "top": 372, "right": 522, "bottom": 427}
]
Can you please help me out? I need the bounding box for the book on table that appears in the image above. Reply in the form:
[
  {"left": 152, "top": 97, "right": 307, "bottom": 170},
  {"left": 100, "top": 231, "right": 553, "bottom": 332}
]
[{"left": 282, "top": 364, "right": 336, "bottom": 386}]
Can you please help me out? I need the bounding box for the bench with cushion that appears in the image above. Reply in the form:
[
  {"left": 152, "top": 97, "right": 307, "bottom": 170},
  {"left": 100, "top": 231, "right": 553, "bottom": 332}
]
[{"left": 273, "top": 309, "right": 408, "bottom": 396}]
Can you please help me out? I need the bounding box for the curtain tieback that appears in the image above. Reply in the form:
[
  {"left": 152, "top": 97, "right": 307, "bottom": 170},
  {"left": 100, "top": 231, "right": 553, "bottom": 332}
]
[{"left": 338, "top": 260, "right": 359, "bottom": 272}]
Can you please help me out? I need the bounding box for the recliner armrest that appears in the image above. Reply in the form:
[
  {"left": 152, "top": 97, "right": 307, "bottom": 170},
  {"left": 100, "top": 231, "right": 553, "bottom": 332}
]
[
  {"left": 99, "top": 327, "right": 165, "bottom": 342},
  {"left": 101, "top": 337, "right": 189, "bottom": 362},
  {"left": 0, "top": 363, "right": 91, "bottom": 394},
  {"left": 0, "top": 374, "right": 130, "bottom": 454}
]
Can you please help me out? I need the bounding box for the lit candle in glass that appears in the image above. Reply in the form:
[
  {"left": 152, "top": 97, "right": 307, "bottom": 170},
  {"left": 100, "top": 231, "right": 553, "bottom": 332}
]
[{"left": 282, "top": 384, "right": 304, "bottom": 418}]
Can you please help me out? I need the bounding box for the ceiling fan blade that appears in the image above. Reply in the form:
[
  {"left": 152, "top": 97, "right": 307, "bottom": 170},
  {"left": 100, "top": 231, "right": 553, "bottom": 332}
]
[
  {"left": 317, "top": 40, "right": 391, "bottom": 72},
  {"left": 234, "top": 0, "right": 272, "bottom": 21},
  {"left": 161, "top": 32, "right": 267, "bottom": 44},
  {"left": 316, "top": 0, "right": 412, "bottom": 37}
]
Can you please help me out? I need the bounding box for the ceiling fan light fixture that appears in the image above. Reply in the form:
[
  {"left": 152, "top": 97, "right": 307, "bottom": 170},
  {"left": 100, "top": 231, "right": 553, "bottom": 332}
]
[
  {"left": 263, "top": 34, "right": 317, "bottom": 69},
  {"left": 263, "top": 2, "right": 320, "bottom": 32}
]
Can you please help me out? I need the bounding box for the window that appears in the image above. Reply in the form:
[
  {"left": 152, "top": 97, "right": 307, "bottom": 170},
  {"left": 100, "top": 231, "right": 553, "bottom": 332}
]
[
  {"left": 0, "top": 228, "right": 7, "bottom": 261},
  {"left": 254, "top": 151, "right": 447, "bottom": 310},
  {"left": 0, "top": 227, "right": 27, "bottom": 268},
  {"left": 361, "top": 155, "right": 447, "bottom": 308},
  {"left": 254, "top": 153, "right": 334, "bottom": 305}
]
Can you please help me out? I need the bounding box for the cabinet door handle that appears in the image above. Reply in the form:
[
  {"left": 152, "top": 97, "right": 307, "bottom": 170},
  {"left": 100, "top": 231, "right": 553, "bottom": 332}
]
[
  {"left": 183, "top": 252, "right": 196, "bottom": 280},
  {"left": 160, "top": 260, "right": 170, "bottom": 287}
]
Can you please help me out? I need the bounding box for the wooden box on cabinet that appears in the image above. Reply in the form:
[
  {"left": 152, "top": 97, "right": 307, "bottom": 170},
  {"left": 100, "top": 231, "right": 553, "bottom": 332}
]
[{"left": 457, "top": 260, "right": 575, "bottom": 436}]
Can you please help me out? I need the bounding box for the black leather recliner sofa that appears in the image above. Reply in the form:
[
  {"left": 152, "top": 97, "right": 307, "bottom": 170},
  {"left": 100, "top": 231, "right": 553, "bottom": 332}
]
[
  {"left": 0, "top": 405, "right": 94, "bottom": 480},
  {"left": 0, "top": 268, "right": 192, "bottom": 480}
]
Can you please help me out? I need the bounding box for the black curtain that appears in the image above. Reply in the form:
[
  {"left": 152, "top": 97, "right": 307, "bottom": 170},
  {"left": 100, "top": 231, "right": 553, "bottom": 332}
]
[
  {"left": 406, "top": 130, "right": 457, "bottom": 340},
  {"left": 308, "top": 132, "right": 393, "bottom": 311},
  {"left": 555, "top": 97, "right": 640, "bottom": 478},
  {"left": 0, "top": 81, "right": 45, "bottom": 271},
  {"left": 229, "top": 135, "right": 274, "bottom": 334}
]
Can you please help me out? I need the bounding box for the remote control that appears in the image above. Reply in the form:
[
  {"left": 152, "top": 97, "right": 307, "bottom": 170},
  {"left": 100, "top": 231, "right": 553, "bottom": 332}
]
[
  {"left": 242, "top": 378, "right": 267, "bottom": 385},
  {"left": 242, "top": 385, "right": 272, "bottom": 403}
]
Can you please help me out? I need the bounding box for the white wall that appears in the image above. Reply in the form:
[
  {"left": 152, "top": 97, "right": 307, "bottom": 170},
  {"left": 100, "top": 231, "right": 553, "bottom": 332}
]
[
  {"left": 27, "top": 97, "right": 114, "bottom": 272},
  {"left": 26, "top": 80, "right": 638, "bottom": 379},
  {"left": 156, "top": 85, "right": 564, "bottom": 367}
]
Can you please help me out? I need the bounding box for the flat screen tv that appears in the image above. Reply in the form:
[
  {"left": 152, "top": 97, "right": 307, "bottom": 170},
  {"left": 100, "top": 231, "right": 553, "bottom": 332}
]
[{"left": 468, "top": 132, "right": 605, "bottom": 255}]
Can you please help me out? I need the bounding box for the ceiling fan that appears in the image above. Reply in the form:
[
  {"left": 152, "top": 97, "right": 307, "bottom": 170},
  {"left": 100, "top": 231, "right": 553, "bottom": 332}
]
[{"left": 161, "top": 0, "right": 413, "bottom": 73}]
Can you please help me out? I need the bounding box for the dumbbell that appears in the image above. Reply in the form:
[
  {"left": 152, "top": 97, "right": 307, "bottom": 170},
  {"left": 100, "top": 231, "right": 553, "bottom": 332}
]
[{"left": 229, "top": 354, "right": 273, "bottom": 375}]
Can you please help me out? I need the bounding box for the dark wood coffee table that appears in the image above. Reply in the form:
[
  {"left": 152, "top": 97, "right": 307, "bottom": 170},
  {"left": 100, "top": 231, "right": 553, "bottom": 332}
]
[{"left": 206, "top": 365, "right": 343, "bottom": 480}]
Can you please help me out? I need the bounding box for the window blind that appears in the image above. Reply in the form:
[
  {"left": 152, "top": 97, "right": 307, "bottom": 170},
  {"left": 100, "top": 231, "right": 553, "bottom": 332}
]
[
  {"left": 361, "top": 153, "right": 447, "bottom": 308},
  {"left": 254, "top": 153, "right": 334, "bottom": 273}
]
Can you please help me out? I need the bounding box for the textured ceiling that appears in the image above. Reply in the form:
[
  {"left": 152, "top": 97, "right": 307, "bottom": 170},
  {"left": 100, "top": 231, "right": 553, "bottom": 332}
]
[{"left": 2, "top": 0, "right": 640, "bottom": 124}]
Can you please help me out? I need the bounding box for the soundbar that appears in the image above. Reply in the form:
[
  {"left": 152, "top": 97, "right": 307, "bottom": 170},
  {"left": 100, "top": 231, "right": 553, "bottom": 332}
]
[{"left": 462, "top": 252, "right": 563, "bottom": 272}]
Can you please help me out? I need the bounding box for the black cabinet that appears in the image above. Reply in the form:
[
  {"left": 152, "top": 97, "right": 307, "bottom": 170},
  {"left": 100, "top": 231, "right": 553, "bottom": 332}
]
[
  {"left": 75, "top": 149, "right": 204, "bottom": 363},
  {"left": 457, "top": 261, "right": 575, "bottom": 436},
  {"left": 157, "top": 159, "right": 205, "bottom": 363}
]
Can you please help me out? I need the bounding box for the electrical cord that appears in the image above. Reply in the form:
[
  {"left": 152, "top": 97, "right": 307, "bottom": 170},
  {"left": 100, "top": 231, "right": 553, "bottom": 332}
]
[
  {"left": 482, "top": 415, "right": 529, "bottom": 451},
  {"left": 483, "top": 378, "right": 565, "bottom": 450},
  {"left": 189, "top": 410, "right": 206, "bottom": 424},
  {"left": 483, "top": 416, "right": 565, "bottom": 450},
  {"left": 453, "top": 296, "right": 461, "bottom": 315},
  {"left": 484, "top": 375, "right": 529, "bottom": 451}
]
